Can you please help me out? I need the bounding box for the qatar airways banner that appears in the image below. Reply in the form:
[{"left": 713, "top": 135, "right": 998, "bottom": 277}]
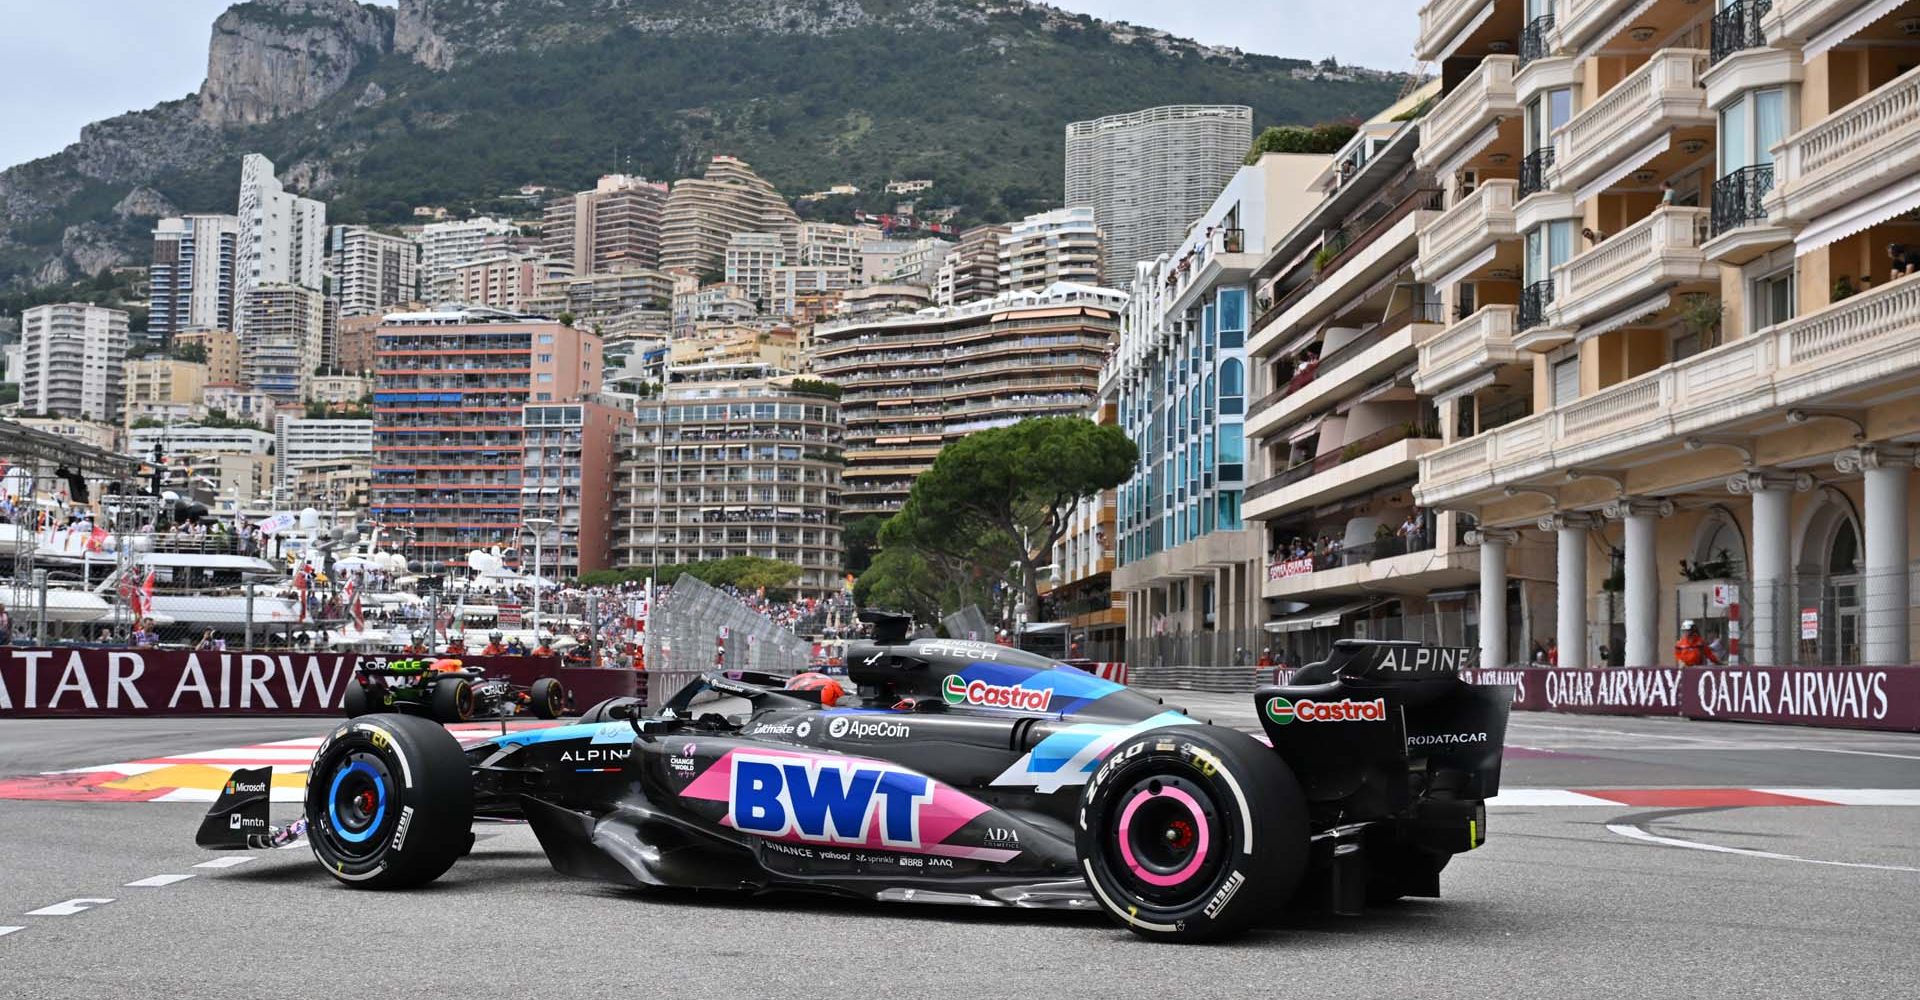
[
  {"left": 0, "top": 649, "right": 636, "bottom": 717},
  {"left": 1460, "top": 666, "right": 1919, "bottom": 733}
]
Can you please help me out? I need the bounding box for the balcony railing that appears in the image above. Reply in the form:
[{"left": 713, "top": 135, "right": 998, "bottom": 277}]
[
  {"left": 1555, "top": 49, "right": 1711, "bottom": 192},
  {"left": 1416, "top": 0, "right": 1486, "bottom": 61},
  {"left": 1776, "top": 63, "right": 1920, "bottom": 195},
  {"left": 1519, "top": 147, "right": 1555, "bottom": 198},
  {"left": 1551, "top": 206, "right": 1711, "bottom": 325},
  {"left": 1520, "top": 13, "right": 1555, "bottom": 66},
  {"left": 1418, "top": 56, "right": 1519, "bottom": 171},
  {"left": 1249, "top": 299, "right": 1443, "bottom": 417},
  {"left": 1417, "top": 304, "right": 1520, "bottom": 393},
  {"left": 1519, "top": 279, "right": 1555, "bottom": 331},
  {"left": 1417, "top": 179, "right": 1518, "bottom": 282},
  {"left": 1246, "top": 422, "right": 1441, "bottom": 503},
  {"left": 1710, "top": 163, "right": 1775, "bottom": 237},
  {"left": 1710, "top": 0, "right": 1772, "bottom": 64}
]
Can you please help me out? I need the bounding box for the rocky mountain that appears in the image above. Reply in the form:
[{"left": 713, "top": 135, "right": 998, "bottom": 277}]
[{"left": 0, "top": 0, "right": 1412, "bottom": 290}]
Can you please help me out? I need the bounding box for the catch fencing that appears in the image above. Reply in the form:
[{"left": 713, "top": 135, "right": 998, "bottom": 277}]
[{"left": 640, "top": 575, "right": 811, "bottom": 705}]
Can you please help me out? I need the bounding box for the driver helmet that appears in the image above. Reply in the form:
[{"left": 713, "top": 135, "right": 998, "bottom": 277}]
[
  {"left": 785, "top": 671, "right": 847, "bottom": 707},
  {"left": 490, "top": 631, "right": 504, "bottom": 643}
]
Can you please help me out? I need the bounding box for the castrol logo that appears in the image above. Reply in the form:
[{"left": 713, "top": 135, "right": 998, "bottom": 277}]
[
  {"left": 942, "top": 674, "right": 1054, "bottom": 711},
  {"left": 1264, "top": 696, "right": 1387, "bottom": 725}
]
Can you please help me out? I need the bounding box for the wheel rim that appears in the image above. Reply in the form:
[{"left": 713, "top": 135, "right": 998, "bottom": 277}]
[
  {"left": 546, "top": 685, "right": 561, "bottom": 715},
  {"left": 1107, "top": 775, "right": 1224, "bottom": 905},
  {"left": 455, "top": 682, "right": 473, "bottom": 718},
  {"left": 320, "top": 752, "right": 394, "bottom": 858}
]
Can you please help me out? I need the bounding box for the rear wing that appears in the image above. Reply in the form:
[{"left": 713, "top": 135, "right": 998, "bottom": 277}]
[{"left": 1294, "top": 640, "right": 1475, "bottom": 684}]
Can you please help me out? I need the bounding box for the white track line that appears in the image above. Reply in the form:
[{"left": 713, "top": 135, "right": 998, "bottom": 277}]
[
  {"left": 123, "top": 874, "right": 195, "bottom": 888},
  {"left": 1799, "top": 748, "right": 1920, "bottom": 762},
  {"left": 191, "top": 857, "right": 255, "bottom": 869},
  {"left": 1606, "top": 823, "right": 1920, "bottom": 872},
  {"left": 0, "top": 926, "right": 23, "bottom": 938},
  {"left": 1756, "top": 788, "right": 1920, "bottom": 806},
  {"left": 25, "top": 899, "right": 114, "bottom": 916}
]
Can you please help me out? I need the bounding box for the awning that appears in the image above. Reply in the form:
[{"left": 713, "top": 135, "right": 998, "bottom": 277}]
[
  {"left": 1795, "top": 172, "right": 1920, "bottom": 257},
  {"left": 1264, "top": 599, "right": 1377, "bottom": 633},
  {"left": 1434, "top": 370, "right": 1501, "bottom": 407},
  {"left": 1575, "top": 291, "right": 1671, "bottom": 343},
  {"left": 1288, "top": 416, "right": 1326, "bottom": 444},
  {"left": 1576, "top": 133, "right": 1672, "bottom": 205},
  {"left": 1808, "top": 0, "right": 1905, "bottom": 60},
  {"left": 1429, "top": 242, "right": 1499, "bottom": 293}
]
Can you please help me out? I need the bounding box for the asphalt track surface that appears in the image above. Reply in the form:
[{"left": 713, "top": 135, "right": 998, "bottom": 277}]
[{"left": 2, "top": 698, "right": 1918, "bottom": 999}]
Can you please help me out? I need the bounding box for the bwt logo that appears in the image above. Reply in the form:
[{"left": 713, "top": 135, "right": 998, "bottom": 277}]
[{"left": 729, "top": 753, "right": 935, "bottom": 848}]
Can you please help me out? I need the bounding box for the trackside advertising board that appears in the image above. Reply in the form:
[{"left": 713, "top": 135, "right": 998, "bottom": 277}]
[
  {"left": 0, "top": 649, "right": 637, "bottom": 717},
  {"left": 1460, "top": 666, "right": 1920, "bottom": 733}
]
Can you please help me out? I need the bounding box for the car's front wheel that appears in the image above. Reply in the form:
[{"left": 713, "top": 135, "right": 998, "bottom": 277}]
[
  {"left": 1076, "top": 726, "right": 1308, "bottom": 942},
  {"left": 305, "top": 713, "right": 474, "bottom": 888},
  {"left": 529, "top": 678, "right": 564, "bottom": 719},
  {"left": 431, "top": 677, "right": 474, "bottom": 723}
]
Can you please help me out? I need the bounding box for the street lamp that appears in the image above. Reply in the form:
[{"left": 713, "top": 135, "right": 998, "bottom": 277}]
[{"left": 524, "top": 517, "right": 555, "bottom": 626}]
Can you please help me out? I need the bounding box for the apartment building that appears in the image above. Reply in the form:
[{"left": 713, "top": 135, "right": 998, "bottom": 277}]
[
  {"left": 617, "top": 364, "right": 845, "bottom": 596},
  {"left": 834, "top": 283, "right": 934, "bottom": 321},
  {"left": 783, "top": 222, "right": 876, "bottom": 269},
  {"left": 660, "top": 157, "right": 801, "bottom": 278},
  {"left": 670, "top": 325, "right": 803, "bottom": 371},
  {"left": 771, "top": 265, "right": 854, "bottom": 320},
  {"left": 370, "top": 308, "right": 603, "bottom": 572},
  {"left": 1107, "top": 151, "right": 1335, "bottom": 655},
  {"left": 203, "top": 384, "right": 278, "bottom": 425},
  {"left": 20, "top": 303, "right": 128, "bottom": 422},
  {"left": 172, "top": 329, "right": 241, "bottom": 384},
  {"left": 521, "top": 399, "right": 633, "bottom": 577},
  {"left": 530, "top": 266, "right": 676, "bottom": 328},
  {"left": 936, "top": 224, "right": 1010, "bottom": 306},
  {"left": 1066, "top": 105, "right": 1254, "bottom": 287},
  {"left": 415, "top": 217, "right": 520, "bottom": 302},
  {"left": 724, "top": 232, "right": 786, "bottom": 307},
  {"left": 239, "top": 283, "right": 326, "bottom": 403},
  {"left": 332, "top": 316, "right": 379, "bottom": 377},
  {"left": 1409, "top": 0, "right": 1920, "bottom": 667},
  {"left": 999, "top": 207, "right": 1106, "bottom": 293},
  {"left": 812, "top": 283, "right": 1124, "bottom": 515},
  {"left": 451, "top": 251, "right": 564, "bottom": 313},
  {"left": 329, "top": 225, "right": 419, "bottom": 317},
  {"left": 235, "top": 154, "right": 326, "bottom": 323},
  {"left": 149, "top": 214, "right": 238, "bottom": 346},
  {"left": 272, "top": 415, "right": 373, "bottom": 507},
  {"left": 125, "top": 359, "right": 210, "bottom": 427},
  {"left": 543, "top": 174, "right": 669, "bottom": 274},
  {"left": 1048, "top": 400, "right": 1127, "bottom": 658},
  {"left": 1232, "top": 85, "right": 1486, "bottom": 665}
]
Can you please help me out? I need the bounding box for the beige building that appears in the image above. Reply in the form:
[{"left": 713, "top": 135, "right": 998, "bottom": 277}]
[
  {"left": 288, "top": 457, "right": 372, "bottom": 513},
  {"left": 451, "top": 251, "right": 563, "bottom": 313},
  {"left": 671, "top": 325, "right": 802, "bottom": 371},
  {"left": 617, "top": 363, "right": 845, "bottom": 596},
  {"left": 660, "top": 157, "right": 801, "bottom": 278},
  {"left": 724, "top": 232, "right": 786, "bottom": 307},
  {"left": 125, "top": 358, "right": 210, "bottom": 428},
  {"left": 1406, "top": 0, "right": 1920, "bottom": 667},
  {"left": 531, "top": 266, "right": 676, "bottom": 326},
  {"left": 999, "top": 207, "right": 1105, "bottom": 293},
  {"left": 239, "top": 284, "right": 325, "bottom": 403},
  {"left": 813, "top": 283, "right": 1125, "bottom": 515},
  {"left": 20, "top": 303, "right": 127, "bottom": 422},
  {"left": 543, "top": 174, "right": 669, "bottom": 274},
  {"left": 936, "top": 224, "right": 1010, "bottom": 306}
]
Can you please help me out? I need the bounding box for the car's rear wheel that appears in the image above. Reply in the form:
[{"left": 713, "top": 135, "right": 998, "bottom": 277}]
[
  {"left": 529, "top": 678, "right": 564, "bottom": 719},
  {"left": 1076, "top": 726, "right": 1307, "bottom": 942},
  {"left": 431, "top": 677, "right": 474, "bottom": 723},
  {"left": 305, "top": 713, "right": 473, "bottom": 888},
  {"left": 342, "top": 681, "right": 369, "bottom": 718}
]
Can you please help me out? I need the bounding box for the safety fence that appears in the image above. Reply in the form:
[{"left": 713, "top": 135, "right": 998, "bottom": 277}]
[{"left": 640, "top": 574, "right": 812, "bottom": 680}]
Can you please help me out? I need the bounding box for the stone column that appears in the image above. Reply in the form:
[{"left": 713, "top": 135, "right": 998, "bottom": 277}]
[
  {"left": 1603, "top": 498, "right": 1674, "bottom": 667},
  {"left": 1729, "top": 471, "right": 1813, "bottom": 666},
  {"left": 1838, "top": 447, "right": 1915, "bottom": 666},
  {"left": 1467, "top": 527, "right": 1518, "bottom": 668},
  {"left": 1538, "top": 513, "right": 1598, "bottom": 668}
]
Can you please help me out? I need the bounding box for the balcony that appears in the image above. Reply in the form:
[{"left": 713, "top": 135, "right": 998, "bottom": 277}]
[
  {"left": 1548, "top": 206, "right": 1714, "bottom": 332},
  {"left": 1517, "top": 279, "right": 1556, "bottom": 340},
  {"left": 1552, "top": 50, "right": 1712, "bottom": 197},
  {"left": 1710, "top": 0, "right": 1772, "bottom": 64},
  {"left": 1246, "top": 300, "right": 1442, "bottom": 438},
  {"left": 1415, "top": 304, "right": 1522, "bottom": 396},
  {"left": 1767, "top": 64, "right": 1920, "bottom": 232},
  {"left": 1415, "top": 179, "right": 1518, "bottom": 285},
  {"left": 1416, "top": 272, "right": 1920, "bottom": 507},
  {"left": 1244, "top": 431, "right": 1442, "bottom": 521},
  {"left": 1551, "top": 0, "right": 1642, "bottom": 53},
  {"left": 1416, "top": 56, "right": 1519, "bottom": 173},
  {"left": 1762, "top": 0, "right": 1881, "bottom": 47},
  {"left": 1703, "top": 163, "right": 1794, "bottom": 264},
  {"left": 1415, "top": 0, "right": 1492, "bottom": 62}
]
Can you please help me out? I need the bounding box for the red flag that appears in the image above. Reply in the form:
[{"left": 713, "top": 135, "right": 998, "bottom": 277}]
[
  {"left": 140, "top": 570, "right": 155, "bottom": 618},
  {"left": 294, "top": 565, "right": 310, "bottom": 623}
]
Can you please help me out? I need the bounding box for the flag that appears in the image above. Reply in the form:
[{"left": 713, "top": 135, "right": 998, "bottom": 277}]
[
  {"left": 86, "top": 526, "right": 108, "bottom": 552},
  {"left": 294, "top": 564, "right": 310, "bottom": 622},
  {"left": 140, "top": 570, "right": 155, "bottom": 618},
  {"left": 344, "top": 578, "right": 365, "bottom": 632}
]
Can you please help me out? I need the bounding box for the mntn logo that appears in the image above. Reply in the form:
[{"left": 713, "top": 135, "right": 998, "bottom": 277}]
[{"left": 729, "top": 753, "right": 935, "bottom": 848}]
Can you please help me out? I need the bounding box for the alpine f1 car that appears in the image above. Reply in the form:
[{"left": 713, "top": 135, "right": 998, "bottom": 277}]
[
  {"left": 342, "top": 657, "right": 564, "bottom": 723},
  {"left": 198, "top": 616, "right": 1511, "bottom": 942}
]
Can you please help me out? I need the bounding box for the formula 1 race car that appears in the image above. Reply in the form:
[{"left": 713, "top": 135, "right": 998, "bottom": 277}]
[
  {"left": 198, "top": 617, "right": 1511, "bottom": 942},
  {"left": 342, "top": 657, "right": 564, "bottom": 723}
]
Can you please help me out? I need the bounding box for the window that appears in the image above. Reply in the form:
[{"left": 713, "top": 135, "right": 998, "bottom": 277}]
[
  {"left": 1525, "top": 221, "right": 1576, "bottom": 284},
  {"left": 1217, "top": 491, "right": 1242, "bottom": 532},
  {"left": 1551, "top": 357, "right": 1580, "bottom": 406},
  {"left": 1750, "top": 267, "right": 1795, "bottom": 331},
  {"left": 538, "top": 334, "right": 554, "bottom": 344},
  {"left": 1217, "top": 288, "right": 1247, "bottom": 348},
  {"left": 1218, "top": 429, "right": 1245, "bottom": 481},
  {"left": 1219, "top": 359, "right": 1245, "bottom": 415},
  {"left": 1720, "top": 89, "right": 1786, "bottom": 175},
  {"left": 1527, "top": 88, "right": 1573, "bottom": 152},
  {"left": 1202, "top": 303, "right": 1216, "bottom": 362},
  {"left": 538, "top": 353, "right": 553, "bottom": 363},
  {"left": 537, "top": 373, "right": 553, "bottom": 383}
]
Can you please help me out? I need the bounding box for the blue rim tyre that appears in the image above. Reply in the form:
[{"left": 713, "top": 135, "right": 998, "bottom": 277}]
[
  {"left": 1076, "top": 726, "right": 1308, "bottom": 942},
  {"left": 306, "top": 713, "right": 474, "bottom": 888}
]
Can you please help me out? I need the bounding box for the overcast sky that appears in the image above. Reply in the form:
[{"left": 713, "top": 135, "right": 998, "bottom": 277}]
[{"left": 0, "top": 0, "right": 1422, "bottom": 172}]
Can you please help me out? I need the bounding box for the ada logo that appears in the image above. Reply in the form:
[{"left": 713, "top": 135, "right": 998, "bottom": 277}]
[
  {"left": 1264, "top": 696, "right": 1387, "bottom": 725},
  {"left": 730, "top": 752, "right": 935, "bottom": 847},
  {"left": 942, "top": 675, "right": 1054, "bottom": 712},
  {"left": 827, "top": 716, "right": 910, "bottom": 739},
  {"left": 983, "top": 826, "right": 1020, "bottom": 848}
]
